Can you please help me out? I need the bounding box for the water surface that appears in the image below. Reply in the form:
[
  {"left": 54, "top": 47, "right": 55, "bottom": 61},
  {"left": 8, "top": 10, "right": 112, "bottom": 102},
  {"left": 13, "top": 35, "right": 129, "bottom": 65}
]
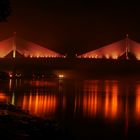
[{"left": 0, "top": 78, "right": 140, "bottom": 139}]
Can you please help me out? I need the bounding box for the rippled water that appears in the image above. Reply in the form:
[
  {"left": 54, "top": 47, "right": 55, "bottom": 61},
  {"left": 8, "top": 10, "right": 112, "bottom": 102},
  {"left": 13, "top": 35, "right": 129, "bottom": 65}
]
[{"left": 1, "top": 78, "right": 140, "bottom": 139}]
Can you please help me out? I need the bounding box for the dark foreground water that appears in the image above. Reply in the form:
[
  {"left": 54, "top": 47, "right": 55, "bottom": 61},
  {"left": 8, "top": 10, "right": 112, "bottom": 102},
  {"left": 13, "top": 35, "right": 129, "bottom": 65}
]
[{"left": 1, "top": 78, "right": 140, "bottom": 139}]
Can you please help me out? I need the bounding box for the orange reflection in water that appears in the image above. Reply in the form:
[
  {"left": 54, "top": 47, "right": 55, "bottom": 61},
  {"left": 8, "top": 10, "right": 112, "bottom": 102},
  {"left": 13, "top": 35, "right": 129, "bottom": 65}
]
[
  {"left": 29, "top": 80, "right": 57, "bottom": 87},
  {"left": 22, "top": 93, "right": 57, "bottom": 118},
  {"left": 75, "top": 80, "right": 120, "bottom": 119},
  {"left": 111, "top": 82, "right": 118, "bottom": 118},
  {"left": 83, "top": 80, "right": 99, "bottom": 117},
  {"left": 83, "top": 93, "right": 98, "bottom": 117},
  {"left": 0, "top": 92, "right": 8, "bottom": 102},
  {"left": 135, "top": 84, "right": 140, "bottom": 118},
  {"left": 105, "top": 93, "right": 109, "bottom": 117},
  {"left": 105, "top": 81, "right": 110, "bottom": 117},
  {"left": 104, "top": 81, "right": 118, "bottom": 118}
]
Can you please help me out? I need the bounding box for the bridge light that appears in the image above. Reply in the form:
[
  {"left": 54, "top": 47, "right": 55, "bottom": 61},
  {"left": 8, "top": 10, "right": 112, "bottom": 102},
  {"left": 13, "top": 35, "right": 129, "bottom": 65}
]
[
  {"left": 112, "top": 55, "right": 118, "bottom": 59},
  {"left": 95, "top": 55, "right": 98, "bottom": 59},
  {"left": 136, "top": 55, "right": 140, "bottom": 60},
  {"left": 58, "top": 74, "right": 64, "bottom": 79},
  {"left": 9, "top": 73, "right": 13, "bottom": 78},
  {"left": 105, "top": 54, "right": 109, "bottom": 59}
]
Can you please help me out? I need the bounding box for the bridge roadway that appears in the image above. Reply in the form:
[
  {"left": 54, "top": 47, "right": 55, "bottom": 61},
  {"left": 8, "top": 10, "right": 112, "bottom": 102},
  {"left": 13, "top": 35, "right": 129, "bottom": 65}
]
[{"left": 0, "top": 58, "right": 140, "bottom": 78}]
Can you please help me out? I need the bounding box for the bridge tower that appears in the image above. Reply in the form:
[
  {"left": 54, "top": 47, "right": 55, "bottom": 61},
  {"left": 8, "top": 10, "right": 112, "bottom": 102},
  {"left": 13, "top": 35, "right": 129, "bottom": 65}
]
[
  {"left": 13, "top": 32, "right": 16, "bottom": 58},
  {"left": 125, "top": 34, "right": 129, "bottom": 60}
]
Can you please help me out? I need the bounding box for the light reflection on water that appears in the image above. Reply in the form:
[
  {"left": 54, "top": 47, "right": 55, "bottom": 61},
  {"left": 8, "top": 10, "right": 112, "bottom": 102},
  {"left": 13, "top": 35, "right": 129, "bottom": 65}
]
[
  {"left": 22, "top": 93, "right": 57, "bottom": 118},
  {"left": 135, "top": 83, "right": 140, "bottom": 118},
  {"left": 0, "top": 92, "right": 9, "bottom": 102},
  {"left": 79, "top": 80, "right": 120, "bottom": 119},
  {"left": 0, "top": 79, "right": 140, "bottom": 120},
  {"left": 1, "top": 79, "right": 140, "bottom": 138}
]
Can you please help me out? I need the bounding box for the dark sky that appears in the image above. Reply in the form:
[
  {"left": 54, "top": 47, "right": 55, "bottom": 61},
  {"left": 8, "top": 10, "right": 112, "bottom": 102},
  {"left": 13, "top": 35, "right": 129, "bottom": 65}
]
[{"left": 0, "top": 0, "right": 140, "bottom": 56}]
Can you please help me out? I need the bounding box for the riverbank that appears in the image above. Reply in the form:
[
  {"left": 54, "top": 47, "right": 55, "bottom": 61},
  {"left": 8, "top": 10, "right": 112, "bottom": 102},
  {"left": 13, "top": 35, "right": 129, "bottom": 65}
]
[{"left": 0, "top": 102, "right": 70, "bottom": 140}]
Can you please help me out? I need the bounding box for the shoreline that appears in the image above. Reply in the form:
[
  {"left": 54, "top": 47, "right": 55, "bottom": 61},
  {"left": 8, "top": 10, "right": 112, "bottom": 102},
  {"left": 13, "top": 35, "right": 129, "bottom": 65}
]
[{"left": 0, "top": 102, "right": 68, "bottom": 140}]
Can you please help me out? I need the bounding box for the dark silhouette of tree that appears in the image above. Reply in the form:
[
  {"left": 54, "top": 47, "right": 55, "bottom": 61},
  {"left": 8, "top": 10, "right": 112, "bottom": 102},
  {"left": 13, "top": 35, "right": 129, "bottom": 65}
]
[{"left": 0, "top": 0, "right": 11, "bottom": 21}]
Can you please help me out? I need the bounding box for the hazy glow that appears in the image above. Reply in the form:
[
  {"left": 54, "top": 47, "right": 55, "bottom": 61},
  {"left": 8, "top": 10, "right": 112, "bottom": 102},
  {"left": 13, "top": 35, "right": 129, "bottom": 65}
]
[
  {"left": 0, "top": 36, "right": 64, "bottom": 58},
  {"left": 0, "top": 38, "right": 13, "bottom": 57},
  {"left": 105, "top": 81, "right": 118, "bottom": 118},
  {"left": 82, "top": 80, "right": 98, "bottom": 117},
  {"left": 74, "top": 80, "right": 121, "bottom": 119},
  {"left": 22, "top": 93, "right": 57, "bottom": 118},
  {"left": 135, "top": 84, "right": 140, "bottom": 117},
  {"left": 78, "top": 39, "right": 126, "bottom": 59},
  {"left": 136, "top": 55, "right": 140, "bottom": 60},
  {"left": 105, "top": 54, "right": 110, "bottom": 59},
  {"left": 11, "top": 92, "right": 15, "bottom": 105},
  {"left": 111, "top": 82, "right": 118, "bottom": 117},
  {"left": 29, "top": 80, "right": 57, "bottom": 87},
  {"left": 59, "top": 74, "right": 64, "bottom": 78},
  {"left": 105, "top": 81, "right": 110, "bottom": 117},
  {"left": 111, "top": 54, "right": 119, "bottom": 59},
  {"left": 16, "top": 36, "right": 64, "bottom": 58},
  {"left": 83, "top": 93, "right": 98, "bottom": 117},
  {"left": 0, "top": 92, "right": 8, "bottom": 102},
  {"left": 78, "top": 38, "right": 140, "bottom": 60},
  {"left": 13, "top": 50, "right": 16, "bottom": 58}
]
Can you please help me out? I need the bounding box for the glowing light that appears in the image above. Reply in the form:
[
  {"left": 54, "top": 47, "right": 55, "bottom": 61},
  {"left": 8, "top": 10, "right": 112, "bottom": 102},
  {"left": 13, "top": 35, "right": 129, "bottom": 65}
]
[
  {"left": 136, "top": 55, "right": 140, "bottom": 60},
  {"left": 136, "top": 95, "right": 140, "bottom": 116},
  {"left": 135, "top": 84, "right": 140, "bottom": 118},
  {"left": 29, "top": 80, "right": 57, "bottom": 87},
  {"left": 95, "top": 55, "right": 98, "bottom": 58},
  {"left": 82, "top": 80, "right": 100, "bottom": 117},
  {"left": 104, "top": 81, "right": 119, "bottom": 119},
  {"left": 0, "top": 35, "right": 65, "bottom": 58},
  {"left": 111, "top": 54, "right": 118, "bottom": 59},
  {"left": 105, "top": 54, "right": 110, "bottom": 59},
  {"left": 59, "top": 74, "right": 64, "bottom": 79},
  {"left": 105, "top": 93, "right": 109, "bottom": 117},
  {"left": 111, "top": 90, "right": 118, "bottom": 117},
  {"left": 0, "top": 92, "right": 7, "bottom": 102},
  {"left": 78, "top": 38, "right": 140, "bottom": 59},
  {"left": 11, "top": 92, "right": 15, "bottom": 105},
  {"left": 24, "top": 53, "right": 28, "bottom": 57},
  {"left": 105, "top": 81, "right": 110, "bottom": 117},
  {"left": 73, "top": 80, "right": 123, "bottom": 119},
  {"left": 30, "top": 55, "right": 33, "bottom": 58},
  {"left": 13, "top": 50, "right": 16, "bottom": 58},
  {"left": 9, "top": 73, "right": 13, "bottom": 78},
  {"left": 104, "top": 81, "right": 118, "bottom": 118},
  {"left": 83, "top": 94, "right": 98, "bottom": 117},
  {"left": 22, "top": 93, "right": 57, "bottom": 118}
]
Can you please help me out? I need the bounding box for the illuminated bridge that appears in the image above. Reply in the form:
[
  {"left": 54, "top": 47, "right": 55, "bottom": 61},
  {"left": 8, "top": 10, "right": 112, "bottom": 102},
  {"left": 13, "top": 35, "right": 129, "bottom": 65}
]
[
  {"left": 0, "top": 34, "right": 140, "bottom": 78},
  {"left": 78, "top": 35, "right": 140, "bottom": 60},
  {"left": 0, "top": 34, "right": 140, "bottom": 60},
  {"left": 0, "top": 33, "right": 64, "bottom": 58}
]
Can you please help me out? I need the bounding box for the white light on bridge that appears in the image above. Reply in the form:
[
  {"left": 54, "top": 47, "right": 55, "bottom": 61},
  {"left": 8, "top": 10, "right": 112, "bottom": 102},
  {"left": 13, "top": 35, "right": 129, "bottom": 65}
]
[{"left": 58, "top": 74, "right": 64, "bottom": 79}]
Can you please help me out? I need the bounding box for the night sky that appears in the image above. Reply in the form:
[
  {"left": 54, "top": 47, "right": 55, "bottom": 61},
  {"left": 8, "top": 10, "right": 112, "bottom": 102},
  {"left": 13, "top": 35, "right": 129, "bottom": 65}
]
[{"left": 1, "top": 0, "right": 140, "bottom": 56}]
